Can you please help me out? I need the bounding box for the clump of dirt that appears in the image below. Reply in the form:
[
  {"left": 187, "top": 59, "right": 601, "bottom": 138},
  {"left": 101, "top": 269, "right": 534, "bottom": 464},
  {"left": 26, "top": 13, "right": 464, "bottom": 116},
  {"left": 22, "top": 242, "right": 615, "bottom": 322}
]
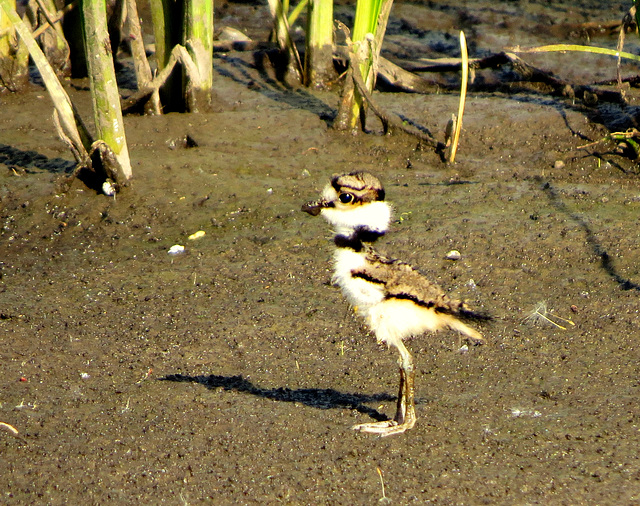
[{"left": 2, "top": 1, "right": 640, "bottom": 503}]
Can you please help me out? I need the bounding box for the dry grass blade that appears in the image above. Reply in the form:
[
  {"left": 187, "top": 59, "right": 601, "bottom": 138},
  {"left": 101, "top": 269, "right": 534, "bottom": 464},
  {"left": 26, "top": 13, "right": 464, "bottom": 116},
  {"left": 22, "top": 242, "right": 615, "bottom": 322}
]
[
  {"left": 0, "top": 421, "right": 19, "bottom": 435},
  {"left": 510, "top": 43, "right": 640, "bottom": 63},
  {"left": 449, "top": 31, "right": 468, "bottom": 164},
  {"left": 377, "top": 467, "right": 391, "bottom": 504}
]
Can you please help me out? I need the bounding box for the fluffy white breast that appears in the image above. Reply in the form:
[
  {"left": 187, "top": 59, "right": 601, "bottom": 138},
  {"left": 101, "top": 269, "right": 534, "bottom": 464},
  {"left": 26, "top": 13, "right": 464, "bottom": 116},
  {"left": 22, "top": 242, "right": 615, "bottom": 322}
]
[
  {"left": 332, "top": 248, "right": 385, "bottom": 308},
  {"left": 366, "top": 299, "right": 447, "bottom": 347}
]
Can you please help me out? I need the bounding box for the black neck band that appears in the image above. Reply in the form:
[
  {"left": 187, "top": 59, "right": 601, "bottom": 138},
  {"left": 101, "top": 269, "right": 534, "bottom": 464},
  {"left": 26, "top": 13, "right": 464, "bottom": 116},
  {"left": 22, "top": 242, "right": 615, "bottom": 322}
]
[{"left": 334, "top": 227, "right": 385, "bottom": 251}]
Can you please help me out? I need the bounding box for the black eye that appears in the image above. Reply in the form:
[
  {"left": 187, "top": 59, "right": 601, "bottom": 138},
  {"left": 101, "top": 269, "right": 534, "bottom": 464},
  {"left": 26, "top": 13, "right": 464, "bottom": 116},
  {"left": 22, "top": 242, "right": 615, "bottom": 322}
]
[{"left": 339, "top": 193, "right": 354, "bottom": 204}]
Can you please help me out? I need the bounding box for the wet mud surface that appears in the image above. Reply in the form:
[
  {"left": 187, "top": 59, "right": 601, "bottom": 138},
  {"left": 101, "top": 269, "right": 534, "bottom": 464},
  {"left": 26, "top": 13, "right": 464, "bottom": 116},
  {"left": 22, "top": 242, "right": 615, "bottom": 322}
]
[{"left": 2, "top": 1, "right": 640, "bottom": 503}]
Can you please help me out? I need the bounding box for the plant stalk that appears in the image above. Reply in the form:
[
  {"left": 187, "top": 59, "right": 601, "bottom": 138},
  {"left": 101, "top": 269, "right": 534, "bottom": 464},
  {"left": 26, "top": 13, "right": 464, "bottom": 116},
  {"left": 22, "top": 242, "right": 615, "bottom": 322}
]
[
  {"left": 184, "top": 0, "right": 214, "bottom": 111},
  {"left": 82, "top": 0, "right": 132, "bottom": 181},
  {"left": 0, "top": 0, "right": 29, "bottom": 90},
  {"left": 336, "top": 0, "right": 393, "bottom": 131},
  {"left": 305, "top": 0, "right": 335, "bottom": 87}
]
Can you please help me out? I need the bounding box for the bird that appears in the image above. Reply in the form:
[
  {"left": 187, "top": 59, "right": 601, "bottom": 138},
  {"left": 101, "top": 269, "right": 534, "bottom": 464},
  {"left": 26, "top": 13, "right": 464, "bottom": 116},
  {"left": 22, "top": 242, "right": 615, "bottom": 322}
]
[{"left": 302, "top": 171, "right": 488, "bottom": 437}]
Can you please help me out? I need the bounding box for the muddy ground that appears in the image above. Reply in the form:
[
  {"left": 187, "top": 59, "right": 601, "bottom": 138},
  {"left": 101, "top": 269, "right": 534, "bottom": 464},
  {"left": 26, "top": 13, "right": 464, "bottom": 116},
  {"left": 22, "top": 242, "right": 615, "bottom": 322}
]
[{"left": 2, "top": 0, "right": 640, "bottom": 504}]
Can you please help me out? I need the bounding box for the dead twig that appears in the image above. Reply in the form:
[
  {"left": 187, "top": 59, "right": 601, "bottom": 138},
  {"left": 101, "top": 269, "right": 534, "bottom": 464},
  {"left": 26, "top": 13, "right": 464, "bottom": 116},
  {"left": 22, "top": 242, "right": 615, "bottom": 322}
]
[{"left": 30, "top": 0, "right": 76, "bottom": 39}]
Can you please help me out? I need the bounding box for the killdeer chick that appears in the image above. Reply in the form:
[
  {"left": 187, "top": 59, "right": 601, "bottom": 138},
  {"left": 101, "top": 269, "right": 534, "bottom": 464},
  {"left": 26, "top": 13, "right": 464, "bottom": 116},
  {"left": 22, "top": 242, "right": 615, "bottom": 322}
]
[{"left": 302, "top": 172, "right": 487, "bottom": 437}]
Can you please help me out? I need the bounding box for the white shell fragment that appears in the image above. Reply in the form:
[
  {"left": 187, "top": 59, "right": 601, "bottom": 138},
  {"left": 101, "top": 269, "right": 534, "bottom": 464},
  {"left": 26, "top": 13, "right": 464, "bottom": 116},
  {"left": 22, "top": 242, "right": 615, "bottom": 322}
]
[
  {"left": 188, "top": 230, "right": 206, "bottom": 241},
  {"left": 510, "top": 408, "right": 542, "bottom": 418},
  {"left": 168, "top": 245, "right": 185, "bottom": 255},
  {"left": 446, "top": 250, "right": 462, "bottom": 261},
  {"left": 102, "top": 181, "right": 116, "bottom": 196},
  {"left": 218, "top": 26, "right": 252, "bottom": 42}
]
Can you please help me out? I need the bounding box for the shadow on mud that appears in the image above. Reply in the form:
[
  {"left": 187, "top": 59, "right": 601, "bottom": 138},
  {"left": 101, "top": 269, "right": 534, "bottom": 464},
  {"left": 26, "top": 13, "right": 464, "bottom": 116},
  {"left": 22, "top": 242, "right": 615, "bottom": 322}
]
[
  {"left": 0, "top": 143, "right": 76, "bottom": 174},
  {"left": 540, "top": 178, "right": 640, "bottom": 292},
  {"left": 160, "top": 373, "right": 394, "bottom": 422},
  {"left": 214, "top": 54, "right": 336, "bottom": 125}
]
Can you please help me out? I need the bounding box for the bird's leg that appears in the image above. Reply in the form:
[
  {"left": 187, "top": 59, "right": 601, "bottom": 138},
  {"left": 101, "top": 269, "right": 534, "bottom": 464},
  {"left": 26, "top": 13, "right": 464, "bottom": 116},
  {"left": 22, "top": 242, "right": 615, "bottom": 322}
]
[
  {"left": 352, "top": 341, "right": 417, "bottom": 436},
  {"left": 392, "top": 340, "right": 416, "bottom": 431},
  {"left": 395, "top": 365, "right": 407, "bottom": 424}
]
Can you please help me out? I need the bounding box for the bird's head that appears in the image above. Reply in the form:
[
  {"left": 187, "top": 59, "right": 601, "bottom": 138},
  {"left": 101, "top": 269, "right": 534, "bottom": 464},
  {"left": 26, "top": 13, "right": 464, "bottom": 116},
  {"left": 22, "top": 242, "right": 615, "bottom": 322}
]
[{"left": 302, "top": 172, "right": 391, "bottom": 240}]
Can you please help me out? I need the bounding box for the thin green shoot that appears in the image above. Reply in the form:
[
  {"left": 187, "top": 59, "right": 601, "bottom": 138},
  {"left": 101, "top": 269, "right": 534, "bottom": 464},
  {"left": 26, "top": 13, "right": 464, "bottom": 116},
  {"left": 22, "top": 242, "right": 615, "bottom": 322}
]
[
  {"left": 353, "top": 0, "right": 383, "bottom": 43},
  {"left": 287, "top": 0, "right": 308, "bottom": 27},
  {"left": 578, "top": 128, "right": 640, "bottom": 158}
]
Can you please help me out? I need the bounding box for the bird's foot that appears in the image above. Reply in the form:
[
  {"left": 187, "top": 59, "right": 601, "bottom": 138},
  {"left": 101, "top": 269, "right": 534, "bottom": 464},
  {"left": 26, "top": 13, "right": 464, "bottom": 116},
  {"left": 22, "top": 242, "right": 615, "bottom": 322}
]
[
  {"left": 351, "top": 419, "right": 415, "bottom": 437},
  {"left": 468, "top": 335, "right": 485, "bottom": 345}
]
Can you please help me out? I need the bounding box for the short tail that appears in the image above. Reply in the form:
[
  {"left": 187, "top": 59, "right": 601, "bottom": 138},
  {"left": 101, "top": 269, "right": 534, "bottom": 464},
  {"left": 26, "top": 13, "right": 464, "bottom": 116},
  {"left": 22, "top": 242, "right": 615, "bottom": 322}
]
[
  {"left": 438, "top": 303, "right": 489, "bottom": 345},
  {"left": 444, "top": 316, "right": 485, "bottom": 345}
]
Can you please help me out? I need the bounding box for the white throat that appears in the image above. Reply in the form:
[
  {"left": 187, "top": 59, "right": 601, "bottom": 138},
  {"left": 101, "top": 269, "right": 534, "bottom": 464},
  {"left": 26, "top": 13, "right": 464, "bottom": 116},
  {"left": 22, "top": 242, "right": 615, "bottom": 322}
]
[{"left": 321, "top": 201, "right": 392, "bottom": 238}]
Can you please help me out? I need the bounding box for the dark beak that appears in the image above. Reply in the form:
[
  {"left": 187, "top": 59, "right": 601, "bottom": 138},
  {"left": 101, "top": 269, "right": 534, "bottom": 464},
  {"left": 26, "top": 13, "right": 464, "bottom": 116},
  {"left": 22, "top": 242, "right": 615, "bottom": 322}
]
[{"left": 301, "top": 199, "right": 328, "bottom": 216}]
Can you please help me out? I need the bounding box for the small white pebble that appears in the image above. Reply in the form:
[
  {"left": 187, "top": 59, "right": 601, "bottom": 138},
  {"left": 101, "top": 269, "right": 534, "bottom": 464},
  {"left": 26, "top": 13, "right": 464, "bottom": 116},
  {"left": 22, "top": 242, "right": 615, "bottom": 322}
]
[
  {"left": 446, "top": 250, "right": 461, "bottom": 261},
  {"left": 168, "top": 245, "right": 185, "bottom": 255},
  {"left": 458, "top": 344, "right": 469, "bottom": 354},
  {"left": 80, "top": 372, "right": 90, "bottom": 379},
  {"left": 554, "top": 160, "right": 565, "bottom": 170},
  {"left": 267, "top": 188, "right": 273, "bottom": 194}
]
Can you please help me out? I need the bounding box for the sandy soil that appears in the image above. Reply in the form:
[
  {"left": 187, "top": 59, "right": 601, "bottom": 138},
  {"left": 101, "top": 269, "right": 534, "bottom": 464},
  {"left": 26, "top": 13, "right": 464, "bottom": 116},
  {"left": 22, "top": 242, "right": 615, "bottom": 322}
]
[{"left": 2, "top": 1, "right": 640, "bottom": 504}]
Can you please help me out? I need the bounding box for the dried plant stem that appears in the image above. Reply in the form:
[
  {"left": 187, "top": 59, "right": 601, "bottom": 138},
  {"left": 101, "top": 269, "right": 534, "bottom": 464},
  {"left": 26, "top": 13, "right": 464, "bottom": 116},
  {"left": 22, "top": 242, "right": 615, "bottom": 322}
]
[
  {"left": 30, "top": 1, "right": 75, "bottom": 39},
  {"left": 267, "top": 0, "right": 303, "bottom": 82},
  {"left": 349, "top": 49, "right": 440, "bottom": 147},
  {"left": 122, "top": 43, "right": 204, "bottom": 113},
  {"left": 449, "top": 31, "right": 468, "bottom": 164},
  {"left": 377, "top": 467, "right": 387, "bottom": 500},
  {"left": 0, "top": 0, "right": 91, "bottom": 155},
  {"left": 123, "top": 0, "right": 159, "bottom": 114}
]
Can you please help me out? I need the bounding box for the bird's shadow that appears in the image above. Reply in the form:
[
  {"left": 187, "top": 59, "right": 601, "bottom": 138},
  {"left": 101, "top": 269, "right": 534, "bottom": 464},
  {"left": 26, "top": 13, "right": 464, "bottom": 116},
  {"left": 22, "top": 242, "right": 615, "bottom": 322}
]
[{"left": 160, "top": 373, "right": 396, "bottom": 422}]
